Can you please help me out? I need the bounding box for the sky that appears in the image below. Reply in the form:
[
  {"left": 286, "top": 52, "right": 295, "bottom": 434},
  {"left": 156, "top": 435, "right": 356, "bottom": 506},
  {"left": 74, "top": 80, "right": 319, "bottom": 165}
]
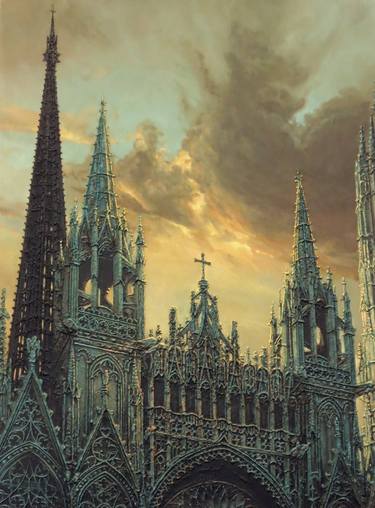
[{"left": 0, "top": 0, "right": 374, "bottom": 353}]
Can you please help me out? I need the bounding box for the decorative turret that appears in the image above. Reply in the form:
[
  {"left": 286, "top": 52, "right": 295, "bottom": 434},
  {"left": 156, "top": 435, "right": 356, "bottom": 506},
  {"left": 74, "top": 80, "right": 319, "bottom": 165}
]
[
  {"left": 83, "top": 100, "right": 118, "bottom": 226},
  {"left": 63, "top": 101, "right": 144, "bottom": 337},
  {"left": 8, "top": 10, "right": 66, "bottom": 384},
  {"left": 279, "top": 172, "right": 354, "bottom": 372},
  {"left": 0, "top": 290, "right": 10, "bottom": 423},
  {"left": 0, "top": 290, "right": 9, "bottom": 378}
]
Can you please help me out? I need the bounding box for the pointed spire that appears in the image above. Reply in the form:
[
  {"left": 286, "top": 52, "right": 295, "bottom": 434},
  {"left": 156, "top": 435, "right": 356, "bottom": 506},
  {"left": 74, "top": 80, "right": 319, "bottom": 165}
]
[
  {"left": 358, "top": 125, "right": 367, "bottom": 168},
  {"left": 292, "top": 171, "right": 319, "bottom": 281},
  {"left": 0, "top": 290, "right": 9, "bottom": 377},
  {"left": 9, "top": 12, "right": 66, "bottom": 383},
  {"left": 43, "top": 7, "right": 59, "bottom": 65},
  {"left": 231, "top": 321, "right": 239, "bottom": 361},
  {"left": 135, "top": 217, "right": 145, "bottom": 274},
  {"left": 342, "top": 278, "right": 353, "bottom": 327},
  {"left": 84, "top": 100, "right": 118, "bottom": 223}
]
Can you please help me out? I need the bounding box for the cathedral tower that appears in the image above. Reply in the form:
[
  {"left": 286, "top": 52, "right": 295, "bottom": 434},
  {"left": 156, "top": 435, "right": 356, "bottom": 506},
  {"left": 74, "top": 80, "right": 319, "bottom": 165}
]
[
  {"left": 278, "top": 174, "right": 360, "bottom": 504},
  {"left": 53, "top": 102, "right": 146, "bottom": 468},
  {"left": 354, "top": 109, "right": 375, "bottom": 473},
  {"left": 8, "top": 11, "right": 66, "bottom": 384}
]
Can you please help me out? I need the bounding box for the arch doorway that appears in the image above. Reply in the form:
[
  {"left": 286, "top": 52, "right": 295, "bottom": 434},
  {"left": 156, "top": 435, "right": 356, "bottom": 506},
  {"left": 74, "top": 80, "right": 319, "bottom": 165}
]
[{"left": 159, "top": 458, "right": 282, "bottom": 508}]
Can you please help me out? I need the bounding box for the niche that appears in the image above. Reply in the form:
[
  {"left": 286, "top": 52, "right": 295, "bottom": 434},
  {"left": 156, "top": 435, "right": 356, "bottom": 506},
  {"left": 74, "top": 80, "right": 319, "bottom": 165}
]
[
  {"left": 201, "top": 385, "right": 212, "bottom": 418},
  {"left": 231, "top": 393, "right": 241, "bottom": 424},
  {"left": 316, "top": 301, "right": 328, "bottom": 357},
  {"left": 259, "top": 397, "right": 269, "bottom": 429},
  {"left": 274, "top": 401, "right": 283, "bottom": 429},
  {"left": 185, "top": 381, "right": 196, "bottom": 413},
  {"left": 170, "top": 379, "right": 180, "bottom": 412},
  {"left": 216, "top": 388, "right": 226, "bottom": 419},
  {"left": 245, "top": 394, "right": 255, "bottom": 424},
  {"left": 154, "top": 375, "right": 165, "bottom": 406}
]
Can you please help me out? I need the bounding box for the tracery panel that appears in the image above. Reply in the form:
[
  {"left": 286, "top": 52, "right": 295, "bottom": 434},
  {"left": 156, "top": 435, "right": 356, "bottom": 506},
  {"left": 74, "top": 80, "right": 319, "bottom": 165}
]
[{"left": 0, "top": 453, "right": 66, "bottom": 508}]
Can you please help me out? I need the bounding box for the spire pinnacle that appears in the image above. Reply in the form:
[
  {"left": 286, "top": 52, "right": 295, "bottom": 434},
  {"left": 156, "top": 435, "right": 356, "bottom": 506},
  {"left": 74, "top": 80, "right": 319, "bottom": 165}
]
[
  {"left": 84, "top": 101, "right": 118, "bottom": 223},
  {"left": 358, "top": 125, "right": 367, "bottom": 165},
  {"left": 292, "top": 170, "right": 318, "bottom": 281},
  {"left": 44, "top": 7, "right": 59, "bottom": 64}
]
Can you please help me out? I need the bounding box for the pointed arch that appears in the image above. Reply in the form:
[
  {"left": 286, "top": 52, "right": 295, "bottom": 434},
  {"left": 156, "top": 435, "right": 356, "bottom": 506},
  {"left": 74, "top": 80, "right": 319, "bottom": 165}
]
[
  {"left": 150, "top": 443, "right": 292, "bottom": 508},
  {"left": 0, "top": 448, "right": 67, "bottom": 508},
  {"left": 74, "top": 410, "right": 138, "bottom": 507},
  {"left": 89, "top": 354, "right": 124, "bottom": 429},
  {"left": 75, "top": 467, "right": 138, "bottom": 508}
]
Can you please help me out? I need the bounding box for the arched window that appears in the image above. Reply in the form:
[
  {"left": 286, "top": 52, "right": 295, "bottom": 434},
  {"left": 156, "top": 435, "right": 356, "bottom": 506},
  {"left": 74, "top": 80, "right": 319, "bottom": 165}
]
[
  {"left": 231, "top": 393, "right": 241, "bottom": 424},
  {"left": 154, "top": 375, "right": 165, "bottom": 406},
  {"left": 216, "top": 388, "right": 226, "bottom": 419},
  {"left": 274, "top": 401, "right": 283, "bottom": 429},
  {"left": 185, "top": 381, "right": 196, "bottom": 413},
  {"left": 303, "top": 309, "right": 312, "bottom": 353},
  {"left": 201, "top": 385, "right": 212, "bottom": 418},
  {"left": 288, "top": 399, "right": 297, "bottom": 433},
  {"left": 259, "top": 396, "right": 269, "bottom": 429},
  {"left": 78, "top": 473, "right": 134, "bottom": 508},
  {"left": 316, "top": 301, "right": 327, "bottom": 357},
  {"left": 91, "top": 357, "right": 122, "bottom": 425},
  {"left": 245, "top": 394, "right": 255, "bottom": 424},
  {"left": 170, "top": 379, "right": 180, "bottom": 412},
  {"left": 0, "top": 453, "right": 66, "bottom": 507},
  {"left": 319, "top": 403, "right": 341, "bottom": 475},
  {"left": 98, "top": 256, "right": 114, "bottom": 309}
]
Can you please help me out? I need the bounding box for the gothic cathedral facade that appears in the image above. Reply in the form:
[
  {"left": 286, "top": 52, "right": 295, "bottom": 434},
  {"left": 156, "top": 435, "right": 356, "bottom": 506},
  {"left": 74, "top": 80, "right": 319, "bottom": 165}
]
[{"left": 0, "top": 13, "right": 373, "bottom": 508}]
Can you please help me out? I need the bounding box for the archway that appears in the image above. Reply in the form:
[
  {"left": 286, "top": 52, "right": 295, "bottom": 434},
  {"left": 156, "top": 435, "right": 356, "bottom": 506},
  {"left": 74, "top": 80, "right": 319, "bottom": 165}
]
[{"left": 150, "top": 444, "right": 291, "bottom": 508}]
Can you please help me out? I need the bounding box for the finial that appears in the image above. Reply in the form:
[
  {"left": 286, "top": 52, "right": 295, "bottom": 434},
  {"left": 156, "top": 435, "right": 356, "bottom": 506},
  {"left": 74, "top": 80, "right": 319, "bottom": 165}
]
[
  {"left": 342, "top": 277, "right": 347, "bottom": 293},
  {"left": 70, "top": 202, "right": 79, "bottom": 224},
  {"left": 326, "top": 267, "right": 333, "bottom": 284},
  {"left": 26, "top": 336, "right": 40, "bottom": 372},
  {"left": 136, "top": 216, "right": 145, "bottom": 246},
  {"left": 294, "top": 169, "right": 303, "bottom": 185},
  {"left": 194, "top": 252, "right": 211, "bottom": 280},
  {"left": 100, "top": 368, "right": 110, "bottom": 408},
  {"left": 0, "top": 289, "right": 6, "bottom": 315},
  {"left": 100, "top": 98, "right": 106, "bottom": 116},
  {"left": 371, "top": 82, "right": 375, "bottom": 113},
  {"left": 44, "top": 5, "right": 59, "bottom": 64},
  {"left": 359, "top": 125, "right": 367, "bottom": 160},
  {"left": 50, "top": 5, "right": 56, "bottom": 35},
  {"left": 246, "top": 347, "right": 251, "bottom": 364}
]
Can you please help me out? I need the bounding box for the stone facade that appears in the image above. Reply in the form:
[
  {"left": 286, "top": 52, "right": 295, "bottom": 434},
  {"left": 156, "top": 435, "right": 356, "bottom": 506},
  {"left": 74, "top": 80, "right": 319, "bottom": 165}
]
[{"left": 0, "top": 12, "right": 371, "bottom": 508}]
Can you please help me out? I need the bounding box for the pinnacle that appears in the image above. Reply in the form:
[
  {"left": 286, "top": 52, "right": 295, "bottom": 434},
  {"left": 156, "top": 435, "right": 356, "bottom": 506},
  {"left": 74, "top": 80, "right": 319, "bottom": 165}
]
[
  {"left": 84, "top": 101, "right": 118, "bottom": 222},
  {"left": 291, "top": 171, "right": 319, "bottom": 282}
]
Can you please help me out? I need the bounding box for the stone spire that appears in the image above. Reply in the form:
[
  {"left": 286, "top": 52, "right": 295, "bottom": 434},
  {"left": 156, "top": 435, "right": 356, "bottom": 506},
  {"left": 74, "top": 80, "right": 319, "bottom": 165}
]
[
  {"left": 83, "top": 100, "right": 118, "bottom": 225},
  {"left": 0, "top": 290, "right": 9, "bottom": 378},
  {"left": 291, "top": 171, "right": 319, "bottom": 283},
  {"left": 9, "top": 11, "right": 66, "bottom": 384}
]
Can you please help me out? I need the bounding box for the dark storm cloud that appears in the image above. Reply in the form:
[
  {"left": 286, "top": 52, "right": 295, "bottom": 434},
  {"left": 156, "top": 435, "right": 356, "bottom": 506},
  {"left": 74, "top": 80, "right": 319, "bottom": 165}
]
[{"left": 62, "top": 17, "right": 369, "bottom": 278}]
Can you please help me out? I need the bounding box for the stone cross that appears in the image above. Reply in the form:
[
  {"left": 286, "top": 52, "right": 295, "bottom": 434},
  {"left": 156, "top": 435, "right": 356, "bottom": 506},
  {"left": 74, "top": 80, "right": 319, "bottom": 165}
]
[{"left": 194, "top": 253, "right": 211, "bottom": 280}]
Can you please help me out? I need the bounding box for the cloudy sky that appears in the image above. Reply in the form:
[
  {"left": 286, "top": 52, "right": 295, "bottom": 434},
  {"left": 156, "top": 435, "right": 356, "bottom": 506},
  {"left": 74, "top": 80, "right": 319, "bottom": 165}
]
[{"left": 0, "top": 0, "right": 373, "bottom": 351}]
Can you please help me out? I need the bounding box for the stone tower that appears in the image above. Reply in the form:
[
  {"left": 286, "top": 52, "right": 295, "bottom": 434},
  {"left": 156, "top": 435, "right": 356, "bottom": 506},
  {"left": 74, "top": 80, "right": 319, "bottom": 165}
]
[{"left": 354, "top": 109, "right": 375, "bottom": 476}]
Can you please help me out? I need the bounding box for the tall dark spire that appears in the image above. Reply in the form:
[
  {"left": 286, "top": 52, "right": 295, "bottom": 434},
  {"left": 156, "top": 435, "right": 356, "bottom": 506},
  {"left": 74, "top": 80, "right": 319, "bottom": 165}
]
[{"left": 8, "top": 11, "right": 66, "bottom": 383}]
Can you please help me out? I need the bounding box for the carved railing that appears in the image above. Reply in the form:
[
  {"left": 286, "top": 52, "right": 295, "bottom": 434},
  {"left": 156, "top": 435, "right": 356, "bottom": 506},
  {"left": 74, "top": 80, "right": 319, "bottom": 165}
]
[
  {"left": 304, "top": 356, "right": 351, "bottom": 385},
  {"left": 148, "top": 407, "right": 293, "bottom": 453},
  {"left": 77, "top": 308, "right": 137, "bottom": 340}
]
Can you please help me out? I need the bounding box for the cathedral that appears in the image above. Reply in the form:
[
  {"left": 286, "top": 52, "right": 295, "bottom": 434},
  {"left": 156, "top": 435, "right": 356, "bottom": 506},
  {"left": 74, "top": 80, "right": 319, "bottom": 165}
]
[{"left": 0, "top": 12, "right": 374, "bottom": 508}]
